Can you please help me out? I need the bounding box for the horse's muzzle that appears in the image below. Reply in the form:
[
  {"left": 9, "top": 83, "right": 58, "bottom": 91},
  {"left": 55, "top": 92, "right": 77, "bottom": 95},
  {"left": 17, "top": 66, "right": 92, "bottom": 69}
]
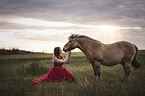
[{"left": 63, "top": 47, "right": 67, "bottom": 52}]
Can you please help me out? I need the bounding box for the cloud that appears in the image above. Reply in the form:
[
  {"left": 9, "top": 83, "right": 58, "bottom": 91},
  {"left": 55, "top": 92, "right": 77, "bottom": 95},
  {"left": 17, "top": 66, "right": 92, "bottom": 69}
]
[
  {"left": 0, "top": 0, "right": 145, "bottom": 51},
  {"left": 9, "top": 18, "right": 76, "bottom": 27},
  {"left": 0, "top": 0, "right": 145, "bottom": 27},
  {"left": 2, "top": 17, "right": 141, "bottom": 30},
  {"left": 0, "top": 16, "right": 142, "bottom": 44}
]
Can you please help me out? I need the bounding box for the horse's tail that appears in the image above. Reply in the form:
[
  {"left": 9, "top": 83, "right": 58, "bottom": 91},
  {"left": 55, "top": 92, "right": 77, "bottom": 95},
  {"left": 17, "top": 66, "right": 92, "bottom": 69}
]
[{"left": 131, "top": 45, "right": 141, "bottom": 69}]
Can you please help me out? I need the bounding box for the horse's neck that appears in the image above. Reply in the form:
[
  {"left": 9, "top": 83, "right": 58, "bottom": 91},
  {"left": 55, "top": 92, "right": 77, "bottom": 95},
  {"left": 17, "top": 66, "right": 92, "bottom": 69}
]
[{"left": 77, "top": 38, "right": 102, "bottom": 55}]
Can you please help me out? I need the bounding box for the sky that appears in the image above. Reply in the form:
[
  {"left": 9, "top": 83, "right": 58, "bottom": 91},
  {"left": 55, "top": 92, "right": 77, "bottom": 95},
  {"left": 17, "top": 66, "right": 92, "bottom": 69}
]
[{"left": 0, "top": 0, "right": 145, "bottom": 53}]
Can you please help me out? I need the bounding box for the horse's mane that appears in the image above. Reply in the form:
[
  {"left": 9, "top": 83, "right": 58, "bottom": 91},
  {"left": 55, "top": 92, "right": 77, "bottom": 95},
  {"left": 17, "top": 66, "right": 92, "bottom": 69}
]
[{"left": 69, "top": 34, "right": 96, "bottom": 41}]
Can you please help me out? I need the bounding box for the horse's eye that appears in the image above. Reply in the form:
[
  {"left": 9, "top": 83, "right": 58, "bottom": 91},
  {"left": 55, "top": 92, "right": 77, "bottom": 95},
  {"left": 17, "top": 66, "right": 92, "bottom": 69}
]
[{"left": 69, "top": 40, "right": 72, "bottom": 42}]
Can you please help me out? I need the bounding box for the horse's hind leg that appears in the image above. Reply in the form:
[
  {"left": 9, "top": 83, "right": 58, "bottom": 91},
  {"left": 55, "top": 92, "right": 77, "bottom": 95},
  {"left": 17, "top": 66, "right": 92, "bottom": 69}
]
[{"left": 122, "top": 60, "right": 131, "bottom": 78}]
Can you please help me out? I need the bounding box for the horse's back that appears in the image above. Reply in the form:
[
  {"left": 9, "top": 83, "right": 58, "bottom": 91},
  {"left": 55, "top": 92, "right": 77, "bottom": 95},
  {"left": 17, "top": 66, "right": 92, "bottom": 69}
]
[
  {"left": 110, "top": 41, "right": 136, "bottom": 57},
  {"left": 100, "top": 41, "right": 135, "bottom": 65},
  {"left": 114, "top": 41, "right": 136, "bottom": 55}
]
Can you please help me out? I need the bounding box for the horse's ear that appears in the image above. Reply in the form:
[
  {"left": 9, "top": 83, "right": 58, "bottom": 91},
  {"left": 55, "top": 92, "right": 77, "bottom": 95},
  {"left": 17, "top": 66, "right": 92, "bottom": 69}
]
[
  {"left": 71, "top": 33, "right": 77, "bottom": 38},
  {"left": 69, "top": 33, "right": 74, "bottom": 39},
  {"left": 74, "top": 34, "right": 77, "bottom": 37},
  {"left": 71, "top": 33, "right": 75, "bottom": 37},
  {"left": 69, "top": 33, "right": 79, "bottom": 39}
]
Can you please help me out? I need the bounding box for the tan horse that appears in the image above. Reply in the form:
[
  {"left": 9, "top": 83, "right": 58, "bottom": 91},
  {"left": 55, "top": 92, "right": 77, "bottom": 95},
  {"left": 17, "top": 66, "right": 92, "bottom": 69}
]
[{"left": 63, "top": 34, "right": 141, "bottom": 80}]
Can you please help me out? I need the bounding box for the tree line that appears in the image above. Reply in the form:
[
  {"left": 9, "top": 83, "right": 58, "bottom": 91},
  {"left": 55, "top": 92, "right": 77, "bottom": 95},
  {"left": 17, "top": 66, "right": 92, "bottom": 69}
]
[{"left": 0, "top": 48, "right": 32, "bottom": 55}]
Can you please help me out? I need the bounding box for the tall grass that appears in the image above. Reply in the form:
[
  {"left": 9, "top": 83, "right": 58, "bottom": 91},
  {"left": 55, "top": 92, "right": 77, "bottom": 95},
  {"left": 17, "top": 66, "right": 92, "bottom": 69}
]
[{"left": 0, "top": 52, "right": 145, "bottom": 96}]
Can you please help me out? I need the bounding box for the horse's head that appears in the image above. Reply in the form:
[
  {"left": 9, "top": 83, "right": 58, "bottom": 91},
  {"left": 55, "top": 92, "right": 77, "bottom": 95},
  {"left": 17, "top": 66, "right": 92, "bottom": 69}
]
[{"left": 63, "top": 34, "right": 79, "bottom": 52}]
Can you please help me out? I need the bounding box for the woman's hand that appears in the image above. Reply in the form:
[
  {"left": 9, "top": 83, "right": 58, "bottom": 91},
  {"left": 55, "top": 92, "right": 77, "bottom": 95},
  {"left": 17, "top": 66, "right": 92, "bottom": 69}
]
[{"left": 67, "top": 51, "right": 71, "bottom": 57}]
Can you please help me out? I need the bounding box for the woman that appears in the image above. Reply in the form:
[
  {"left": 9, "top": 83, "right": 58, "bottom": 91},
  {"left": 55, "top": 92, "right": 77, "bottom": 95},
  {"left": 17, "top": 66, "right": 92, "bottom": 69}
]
[{"left": 32, "top": 47, "right": 74, "bottom": 85}]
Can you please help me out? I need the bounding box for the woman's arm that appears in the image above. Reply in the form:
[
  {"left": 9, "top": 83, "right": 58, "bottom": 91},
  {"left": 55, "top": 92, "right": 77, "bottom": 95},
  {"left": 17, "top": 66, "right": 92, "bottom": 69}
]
[{"left": 52, "top": 51, "right": 71, "bottom": 64}]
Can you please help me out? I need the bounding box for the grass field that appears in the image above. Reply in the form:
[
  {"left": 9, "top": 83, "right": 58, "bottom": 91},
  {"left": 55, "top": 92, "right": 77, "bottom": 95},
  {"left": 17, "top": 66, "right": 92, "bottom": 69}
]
[{"left": 0, "top": 51, "right": 145, "bottom": 96}]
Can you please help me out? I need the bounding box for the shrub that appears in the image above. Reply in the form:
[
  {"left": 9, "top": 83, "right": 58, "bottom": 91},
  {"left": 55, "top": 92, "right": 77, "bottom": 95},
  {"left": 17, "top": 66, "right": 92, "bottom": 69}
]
[{"left": 17, "top": 62, "right": 49, "bottom": 76}]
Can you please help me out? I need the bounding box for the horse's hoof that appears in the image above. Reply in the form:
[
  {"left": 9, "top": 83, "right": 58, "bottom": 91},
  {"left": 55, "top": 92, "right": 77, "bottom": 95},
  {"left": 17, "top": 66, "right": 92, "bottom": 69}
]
[
  {"left": 99, "top": 77, "right": 102, "bottom": 80},
  {"left": 96, "top": 77, "right": 102, "bottom": 81}
]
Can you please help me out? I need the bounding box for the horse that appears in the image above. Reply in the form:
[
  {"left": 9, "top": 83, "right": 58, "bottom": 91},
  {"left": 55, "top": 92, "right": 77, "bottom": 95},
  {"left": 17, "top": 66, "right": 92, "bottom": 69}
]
[{"left": 63, "top": 34, "right": 141, "bottom": 80}]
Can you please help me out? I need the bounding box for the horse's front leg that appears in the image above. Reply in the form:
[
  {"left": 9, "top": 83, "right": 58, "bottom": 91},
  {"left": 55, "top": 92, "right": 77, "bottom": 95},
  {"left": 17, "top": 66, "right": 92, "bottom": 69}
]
[
  {"left": 91, "top": 63, "right": 97, "bottom": 77},
  {"left": 94, "top": 61, "right": 102, "bottom": 80}
]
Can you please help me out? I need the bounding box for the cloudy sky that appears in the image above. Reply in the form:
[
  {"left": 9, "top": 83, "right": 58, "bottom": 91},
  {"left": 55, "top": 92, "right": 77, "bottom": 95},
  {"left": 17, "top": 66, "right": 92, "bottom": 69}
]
[{"left": 0, "top": 0, "right": 145, "bottom": 53}]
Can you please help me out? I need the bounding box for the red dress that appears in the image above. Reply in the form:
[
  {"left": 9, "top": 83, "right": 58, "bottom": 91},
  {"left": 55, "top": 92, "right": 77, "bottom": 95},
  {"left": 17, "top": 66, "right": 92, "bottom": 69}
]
[{"left": 32, "top": 63, "right": 74, "bottom": 85}]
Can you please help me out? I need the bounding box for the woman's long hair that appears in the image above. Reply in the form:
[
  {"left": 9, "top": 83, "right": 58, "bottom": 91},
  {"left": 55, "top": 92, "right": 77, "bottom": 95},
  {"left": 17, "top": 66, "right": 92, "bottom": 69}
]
[{"left": 54, "top": 47, "right": 63, "bottom": 59}]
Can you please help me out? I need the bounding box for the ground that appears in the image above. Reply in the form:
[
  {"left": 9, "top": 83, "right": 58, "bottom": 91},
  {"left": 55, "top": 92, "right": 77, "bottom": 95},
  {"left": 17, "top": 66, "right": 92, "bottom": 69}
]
[{"left": 0, "top": 51, "right": 145, "bottom": 96}]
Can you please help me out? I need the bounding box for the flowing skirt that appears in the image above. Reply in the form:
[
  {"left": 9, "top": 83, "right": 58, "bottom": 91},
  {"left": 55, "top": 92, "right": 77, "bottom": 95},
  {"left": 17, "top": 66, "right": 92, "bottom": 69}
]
[{"left": 32, "top": 67, "right": 74, "bottom": 85}]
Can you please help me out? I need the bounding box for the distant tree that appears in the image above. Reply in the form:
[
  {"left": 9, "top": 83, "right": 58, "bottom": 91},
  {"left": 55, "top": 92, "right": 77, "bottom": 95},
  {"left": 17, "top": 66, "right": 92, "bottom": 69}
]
[
  {"left": 2, "top": 47, "right": 5, "bottom": 50},
  {"left": 12, "top": 47, "right": 16, "bottom": 50},
  {"left": 0, "top": 47, "right": 6, "bottom": 55},
  {"left": 43, "top": 49, "right": 47, "bottom": 53},
  {"left": 11, "top": 47, "right": 19, "bottom": 54}
]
